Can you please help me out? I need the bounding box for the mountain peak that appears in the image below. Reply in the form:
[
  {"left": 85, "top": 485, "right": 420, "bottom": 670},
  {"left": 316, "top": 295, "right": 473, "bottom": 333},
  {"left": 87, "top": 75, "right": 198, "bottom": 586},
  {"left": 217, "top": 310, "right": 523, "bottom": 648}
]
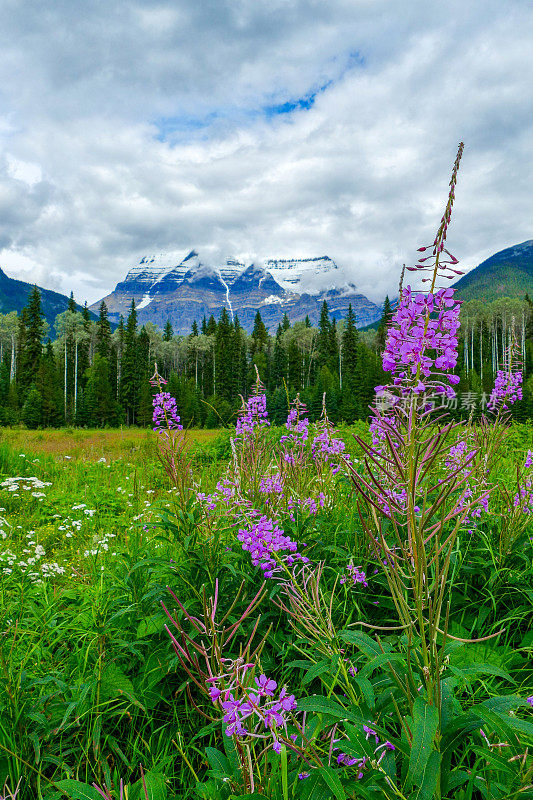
[{"left": 91, "top": 250, "right": 381, "bottom": 332}]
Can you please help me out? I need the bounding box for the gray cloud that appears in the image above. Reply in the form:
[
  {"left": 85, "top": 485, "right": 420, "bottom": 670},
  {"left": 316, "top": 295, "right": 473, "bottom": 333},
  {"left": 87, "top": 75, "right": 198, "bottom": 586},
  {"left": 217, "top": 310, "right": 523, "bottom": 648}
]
[{"left": 0, "top": 0, "right": 532, "bottom": 305}]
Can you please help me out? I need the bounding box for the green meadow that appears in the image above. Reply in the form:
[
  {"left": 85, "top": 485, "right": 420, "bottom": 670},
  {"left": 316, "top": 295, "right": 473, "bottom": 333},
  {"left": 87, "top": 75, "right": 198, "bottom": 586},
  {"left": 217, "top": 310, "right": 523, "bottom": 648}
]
[{"left": 0, "top": 422, "right": 532, "bottom": 799}]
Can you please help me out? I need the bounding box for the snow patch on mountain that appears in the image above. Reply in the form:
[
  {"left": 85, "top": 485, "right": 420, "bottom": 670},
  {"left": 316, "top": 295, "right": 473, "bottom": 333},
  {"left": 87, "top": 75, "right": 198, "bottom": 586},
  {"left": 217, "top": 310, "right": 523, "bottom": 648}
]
[{"left": 137, "top": 292, "right": 152, "bottom": 309}]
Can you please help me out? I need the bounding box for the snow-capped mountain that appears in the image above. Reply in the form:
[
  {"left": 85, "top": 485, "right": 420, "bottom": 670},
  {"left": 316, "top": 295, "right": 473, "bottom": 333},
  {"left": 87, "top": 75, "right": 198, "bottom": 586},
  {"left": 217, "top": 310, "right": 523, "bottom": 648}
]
[{"left": 91, "top": 250, "right": 382, "bottom": 332}]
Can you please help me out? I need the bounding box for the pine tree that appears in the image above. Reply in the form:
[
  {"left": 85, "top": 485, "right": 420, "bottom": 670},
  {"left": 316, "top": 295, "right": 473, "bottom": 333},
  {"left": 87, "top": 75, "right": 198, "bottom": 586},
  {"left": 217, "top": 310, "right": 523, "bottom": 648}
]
[
  {"left": 251, "top": 311, "right": 268, "bottom": 355},
  {"left": 376, "top": 296, "right": 393, "bottom": 353},
  {"left": 282, "top": 313, "right": 291, "bottom": 331},
  {"left": 37, "top": 342, "right": 62, "bottom": 427},
  {"left": 18, "top": 287, "right": 46, "bottom": 394},
  {"left": 163, "top": 319, "right": 174, "bottom": 341},
  {"left": 22, "top": 383, "right": 42, "bottom": 429},
  {"left": 340, "top": 304, "right": 359, "bottom": 421},
  {"left": 206, "top": 315, "right": 217, "bottom": 336},
  {"left": 96, "top": 301, "right": 112, "bottom": 359},
  {"left": 273, "top": 327, "right": 287, "bottom": 389},
  {"left": 85, "top": 355, "right": 118, "bottom": 427},
  {"left": 328, "top": 318, "right": 340, "bottom": 378},
  {"left": 316, "top": 301, "right": 331, "bottom": 370},
  {"left": 191, "top": 320, "right": 199, "bottom": 337},
  {"left": 215, "top": 308, "right": 233, "bottom": 401},
  {"left": 120, "top": 301, "right": 139, "bottom": 425}
]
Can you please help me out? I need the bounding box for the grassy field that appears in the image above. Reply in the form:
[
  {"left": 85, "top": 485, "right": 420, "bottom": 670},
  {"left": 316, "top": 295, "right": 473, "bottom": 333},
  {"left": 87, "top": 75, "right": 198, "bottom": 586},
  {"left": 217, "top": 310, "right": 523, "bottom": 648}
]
[{"left": 0, "top": 421, "right": 532, "bottom": 799}]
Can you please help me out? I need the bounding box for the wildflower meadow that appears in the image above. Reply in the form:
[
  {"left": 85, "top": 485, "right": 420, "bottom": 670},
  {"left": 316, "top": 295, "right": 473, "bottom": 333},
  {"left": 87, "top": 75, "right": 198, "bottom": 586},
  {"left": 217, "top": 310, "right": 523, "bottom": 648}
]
[{"left": 1, "top": 145, "right": 532, "bottom": 799}]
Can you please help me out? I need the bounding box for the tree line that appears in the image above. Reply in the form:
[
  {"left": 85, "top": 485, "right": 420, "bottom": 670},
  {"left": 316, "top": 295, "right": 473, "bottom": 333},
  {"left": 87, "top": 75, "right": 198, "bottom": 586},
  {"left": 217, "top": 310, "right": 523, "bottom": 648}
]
[{"left": 0, "top": 286, "right": 532, "bottom": 429}]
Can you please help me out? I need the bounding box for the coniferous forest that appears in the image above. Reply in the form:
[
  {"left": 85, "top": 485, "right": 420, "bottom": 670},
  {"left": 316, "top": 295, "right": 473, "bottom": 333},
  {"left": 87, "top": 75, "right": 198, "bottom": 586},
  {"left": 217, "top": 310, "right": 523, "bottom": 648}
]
[{"left": 1, "top": 285, "right": 533, "bottom": 428}]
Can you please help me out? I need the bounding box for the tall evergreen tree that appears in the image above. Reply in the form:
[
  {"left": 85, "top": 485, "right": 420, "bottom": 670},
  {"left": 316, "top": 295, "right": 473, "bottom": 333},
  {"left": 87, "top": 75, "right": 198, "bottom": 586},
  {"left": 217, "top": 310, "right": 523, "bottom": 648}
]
[
  {"left": 340, "top": 304, "right": 359, "bottom": 421},
  {"left": 215, "top": 308, "right": 233, "bottom": 401},
  {"left": 85, "top": 355, "right": 118, "bottom": 427},
  {"left": 18, "top": 286, "right": 46, "bottom": 394},
  {"left": 120, "top": 301, "right": 139, "bottom": 424},
  {"left": 37, "top": 342, "right": 62, "bottom": 427},
  {"left": 376, "top": 295, "right": 393, "bottom": 353},
  {"left": 163, "top": 319, "right": 174, "bottom": 341},
  {"left": 22, "top": 383, "right": 42, "bottom": 429},
  {"left": 96, "top": 301, "right": 112, "bottom": 359},
  {"left": 316, "top": 301, "right": 331, "bottom": 370}
]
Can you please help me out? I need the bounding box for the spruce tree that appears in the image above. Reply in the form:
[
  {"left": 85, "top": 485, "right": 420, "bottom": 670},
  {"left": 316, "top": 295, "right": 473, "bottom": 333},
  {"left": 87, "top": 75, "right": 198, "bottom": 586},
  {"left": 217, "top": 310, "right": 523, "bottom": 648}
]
[
  {"left": 340, "top": 304, "right": 359, "bottom": 421},
  {"left": 317, "top": 301, "right": 331, "bottom": 369},
  {"left": 85, "top": 355, "right": 117, "bottom": 427},
  {"left": 282, "top": 313, "right": 291, "bottom": 331},
  {"left": 120, "top": 301, "right": 139, "bottom": 425},
  {"left": 163, "top": 319, "right": 174, "bottom": 341},
  {"left": 96, "top": 301, "right": 112, "bottom": 359},
  {"left": 22, "top": 383, "right": 42, "bottom": 429},
  {"left": 37, "top": 342, "right": 62, "bottom": 427},
  {"left": 215, "top": 308, "right": 233, "bottom": 400},
  {"left": 251, "top": 311, "right": 268, "bottom": 355},
  {"left": 376, "top": 295, "right": 393, "bottom": 353},
  {"left": 191, "top": 320, "right": 199, "bottom": 337},
  {"left": 18, "top": 286, "right": 46, "bottom": 394}
]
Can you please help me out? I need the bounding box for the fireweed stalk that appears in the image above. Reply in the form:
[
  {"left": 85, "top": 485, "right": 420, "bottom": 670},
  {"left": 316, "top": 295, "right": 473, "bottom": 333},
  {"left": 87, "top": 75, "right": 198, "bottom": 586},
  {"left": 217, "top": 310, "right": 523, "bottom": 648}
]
[
  {"left": 347, "top": 144, "right": 501, "bottom": 761},
  {"left": 150, "top": 363, "right": 192, "bottom": 501},
  {"left": 162, "top": 579, "right": 324, "bottom": 793}
]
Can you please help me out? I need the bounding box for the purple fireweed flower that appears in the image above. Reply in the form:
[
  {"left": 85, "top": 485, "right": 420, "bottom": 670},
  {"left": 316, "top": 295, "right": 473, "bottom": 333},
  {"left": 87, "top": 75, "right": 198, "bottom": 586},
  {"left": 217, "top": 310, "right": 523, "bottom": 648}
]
[
  {"left": 311, "top": 430, "right": 349, "bottom": 474},
  {"left": 363, "top": 724, "right": 379, "bottom": 745},
  {"left": 336, "top": 753, "right": 359, "bottom": 767},
  {"left": 340, "top": 560, "right": 368, "bottom": 588},
  {"left": 281, "top": 407, "right": 310, "bottom": 445},
  {"left": 380, "top": 286, "right": 461, "bottom": 398},
  {"left": 445, "top": 439, "right": 489, "bottom": 532},
  {"left": 236, "top": 393, "right": 269, "bottom": 438},
  {"left": 208, "top": 666, "right": 297, "bottom": 752},
  {"left": 237, "top": 515, "right": 310, "bottom": 578},
  {"left": 298, "top": 772, "right": 310, "bottom": 780},
  {"left": 255, "top": 674, "right": 277, "bottom": 696},
  {"left": 488, "top": 369, "right": 523, "bottom": 411},
  {"left": 152, "top": 392, "right": 183, "bottom": 432},
  {"left": 525, "top": 450, "right": 533, "bottom": 469},
  {"left": 260, "top": 475, "right": 284, "bottom": 495},
  {"left": 527, "top": 696, "right": 533, "bottom": 706}
]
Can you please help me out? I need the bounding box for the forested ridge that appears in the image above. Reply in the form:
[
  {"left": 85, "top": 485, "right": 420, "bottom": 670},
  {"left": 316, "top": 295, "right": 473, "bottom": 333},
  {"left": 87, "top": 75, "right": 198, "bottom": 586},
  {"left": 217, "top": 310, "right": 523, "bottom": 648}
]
[{"left": 1, "top": 285, "right": 533, "bottom": 428}]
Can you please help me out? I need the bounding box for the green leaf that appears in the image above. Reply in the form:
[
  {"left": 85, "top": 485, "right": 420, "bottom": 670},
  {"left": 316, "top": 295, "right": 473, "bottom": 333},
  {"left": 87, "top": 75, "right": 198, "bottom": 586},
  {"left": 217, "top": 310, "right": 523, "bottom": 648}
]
[
  {"left": 129, "top": 772, "right": 167, "bottom": 800},
  {"left": 99, "top": 663, "right": 144, "bottom": 710},
  {"left": 137, "top": 614, "right": 165, "bottom": 637},
  {"left": 317, "top": 766, "right": 347, "bottom": 800},
  {"left": 406, "top": 698, "right": 439, "bottom": 789},
  {"left": 297, "top": 695, "right": 363, "bottom": 724},
  {"left": 205, "top": 747, "right": 231, "bottom": 776},
  {"left": 451, "top": 663, "right": 514, "bottom": 682},
  {"left": 53, "top": 781, "right": 103, "bottom": 800},
  {"left": 413, "top": 751, "right": 441, "bottom": 800},
  {"left": 302, "top": 657, "right": 339, "bottom": 685},
  {"left": 353, "top": 676, "right": 375, "bottom": 709},
  {"left": 338, "top": 629, "right": 384, "bottom": 657},
  {"left": 223, "top": 730, "right": 242, "bottom": 778},
  {"left": 359, "top": 652, "right": 406, "bottom": 678}
]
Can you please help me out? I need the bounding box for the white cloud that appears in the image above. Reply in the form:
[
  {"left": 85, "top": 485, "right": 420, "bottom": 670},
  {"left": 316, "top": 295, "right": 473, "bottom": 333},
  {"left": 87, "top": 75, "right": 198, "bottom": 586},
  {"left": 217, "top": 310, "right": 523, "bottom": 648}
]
[{"left": 0, "top": 0, "right": 531, "bottom": 305}]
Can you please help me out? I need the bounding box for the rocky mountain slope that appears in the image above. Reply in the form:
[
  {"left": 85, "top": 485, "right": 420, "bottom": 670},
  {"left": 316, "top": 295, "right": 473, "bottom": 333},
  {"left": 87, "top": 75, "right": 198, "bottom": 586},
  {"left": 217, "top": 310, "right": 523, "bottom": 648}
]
[
  {"left": 453, "top": 240, "right": 533, "bottom": 302},
  {"left": 92, "top": 251, "right": 383, "bottom": 332},
  {"left": 0, "top": 267, "right": 96, "bottom": 328}
]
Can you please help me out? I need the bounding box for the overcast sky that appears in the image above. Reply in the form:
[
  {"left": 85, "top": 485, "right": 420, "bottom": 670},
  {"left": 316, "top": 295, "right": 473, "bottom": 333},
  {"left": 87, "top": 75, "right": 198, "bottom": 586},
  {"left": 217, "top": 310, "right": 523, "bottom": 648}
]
[{"left": 0, "top": 0, "right": 532, "bottom": 306}]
